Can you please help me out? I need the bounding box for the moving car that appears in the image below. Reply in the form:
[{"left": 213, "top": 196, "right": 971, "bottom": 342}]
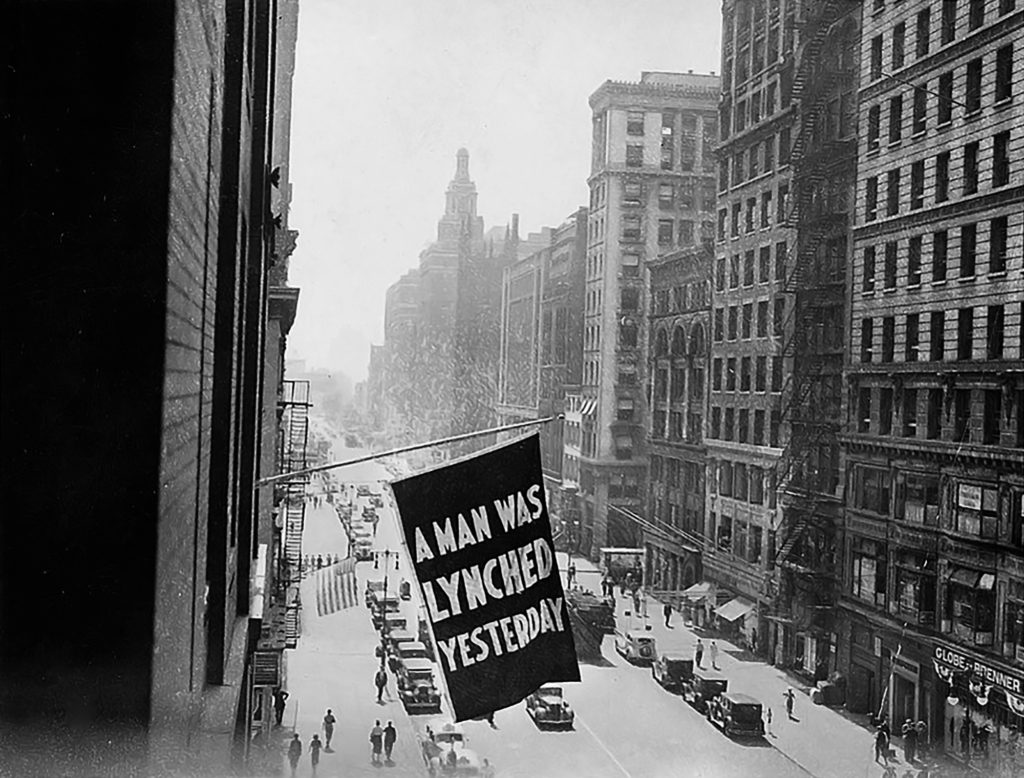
[
  {"left": 419, "top": 720, "right": 486, "bottom": 776},
  {"left": 682, "top": 669, "right": 729, "bottom": 713},
  {"left": 614, "top": 630, "right": 657, "bottom": 664},
  {"left": 652, "top": 653, "right": 693, "bottom": 691},
  {"left": 706, "top": 692, "right": 765, "bottom": 738},
  {"left": 525, "top": 685, "right": 575, "bottom": 728}
]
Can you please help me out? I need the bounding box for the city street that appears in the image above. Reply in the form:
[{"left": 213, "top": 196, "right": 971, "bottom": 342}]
[{"left": 280, "top": 435, "right": 816, "bottom": 778}]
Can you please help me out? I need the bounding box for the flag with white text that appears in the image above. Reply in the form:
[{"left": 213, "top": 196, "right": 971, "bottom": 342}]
[{"left": 390, "top": 433, "right": 580, "bottom": 721}]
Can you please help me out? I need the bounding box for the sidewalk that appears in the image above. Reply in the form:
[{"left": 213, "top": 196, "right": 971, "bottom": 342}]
[{"left": 558, "top": 553, "right": 928, "bottom": 778}]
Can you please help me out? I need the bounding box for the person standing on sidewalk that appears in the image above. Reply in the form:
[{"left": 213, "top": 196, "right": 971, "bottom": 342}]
[
  {"left": 322, "top": 709, "right": 336, "bottom": 751},
  {"left": 369, "top": 721, "right": 384, "bottom": 765},
  {"left": 287, "top": 734, "right": 302, "bottom": 777},
  {"left": 710, "top": 640, "right": 720, "bottom": 669},
  {"left": 309, "top": 734, "right": 322, "bottom": 774},
  {"left": 875, "top": 726, "right": 890, "bottom": 764},
  {"left": 695, "top": 639, "right": 705, "bottom": 669},
  {"left": 783, "top": 688, "right": 796, "bottom": 720},
  {"left": 901, "top": 718, "right": 917, "bottom": 763},
  {"left": 383, "top": 720, "right": 397, "bottom": 762},
  {"left": 765, "top": 706, "right": 773, "bottom": 737},
  {"left": 567, "top": 562, "right": 577, "bottom": 588},
  {"left": 273, "top": 689, "right": 289, "bottom": 727},
  {"left": 375, "top": 667, "right": 388, "bottom": 703},
  {"left": 663, "top": 601, "right": 673, "bottom": 628}
]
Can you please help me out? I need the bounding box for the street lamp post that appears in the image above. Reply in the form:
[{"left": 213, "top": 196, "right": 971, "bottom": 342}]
[{"left": 375, "top": 548, "right": 401, "bottom": 668}]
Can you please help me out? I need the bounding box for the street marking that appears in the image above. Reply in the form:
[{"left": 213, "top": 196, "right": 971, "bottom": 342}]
[{"left": 574, "top": 714, "right": 634, "bottom": 778}]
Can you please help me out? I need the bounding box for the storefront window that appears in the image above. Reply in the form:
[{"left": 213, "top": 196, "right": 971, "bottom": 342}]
[
  {"left": 1003, "top": 581, "right": 1024, "bottom": 662},
  {"left": 852, "top": 537, "right": 887, "bottom": 608},
  {"left": 945, "top": 569, "right": 996, "bottom": 646},
  {"left": 896, "top": 472, "right": 940, "bottom": 526},
  {"left": 892, "top": 551, "right": 936, "bottom": 625},
  {"left": 954, "top": 483, "right": 1000, "bottom": 539}
]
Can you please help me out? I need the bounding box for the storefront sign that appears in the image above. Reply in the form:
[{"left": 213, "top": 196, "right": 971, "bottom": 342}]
[
  {"left": 957, "top": 484, "right": 982, "bottom": 511},
  {"left": 934, "top": 645, "right": 1023, "bottom": 694}
]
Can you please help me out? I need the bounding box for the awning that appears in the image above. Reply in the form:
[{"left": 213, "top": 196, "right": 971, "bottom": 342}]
[
  {"left": 949, "top": 567, "right": 995, "bottom": 590},
  {"left": 681, "top": 581, "right": 714, "bottom": 601},
  {"left": 715, "top": 597, "right": 755, "bottom": 622}
]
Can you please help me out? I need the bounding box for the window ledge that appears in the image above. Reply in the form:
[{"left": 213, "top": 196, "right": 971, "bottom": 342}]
[
  {"left": 937, "top": 120, "right": 952, "bottom": 131},
  {"left": 993, "top": 98, "right": 1014, "bottom": 111},
  {"left": 988, "top": 270, "right": 1008, "bottom": 279},
  {"left": 907, "top": 283, "right": 921, "bottom": 291},
  {"left": 958, "top": 276, "right": 977, "bottom": 283},
  {"left": 932, "top": 279, "right": 947, "bottom": 287},
  {"left": 866, "top": 146, "right": 881, "bottom": 157},
  {"left": 862, "top": 290, "right": 877, "bottom": 297},
  {"left": 911, "top": 129, "right": 927, "bottom": 140},
  {"left": 964, "top": 110, "right": 983, "bottom": 122},
  {"left": 883, "top": 287, "right": 897, "bottom": 294},
  {"left": 888, "top": 139, "right": 903, "bottom": 149}
]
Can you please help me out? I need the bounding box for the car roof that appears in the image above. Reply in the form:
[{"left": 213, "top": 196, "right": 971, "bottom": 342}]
[
  {"left": 625, "top": 630, "right": 655, "bottom": 639},
  {"left": 403, "top": 657, "right": 435, "bottom": 670},
  {"left": 389, "top": 630, "right": 416, "bottom": 641},
  {"left": 724, "top": 692, "right": 761, "bottom": 705},
  {"left": 399, "top": 641, "right": 428, "bottom": 652}
]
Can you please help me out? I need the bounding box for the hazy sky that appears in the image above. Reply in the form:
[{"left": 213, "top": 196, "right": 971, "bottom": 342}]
[{"left": 287, "top": 0, "right": 721, "bottom": 380}]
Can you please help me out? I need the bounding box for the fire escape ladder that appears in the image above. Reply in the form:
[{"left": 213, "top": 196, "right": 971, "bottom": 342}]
[{"left": 280, "top": 380, "right": 311, "bottom": 593}]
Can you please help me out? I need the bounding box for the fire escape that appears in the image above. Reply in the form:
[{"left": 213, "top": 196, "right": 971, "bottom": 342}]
[
  {"left": 769, "top": 0, "right": 857, "bottom": 641},
  {"left": 279, "top": 379, "right": 311, "bottom": 648}
]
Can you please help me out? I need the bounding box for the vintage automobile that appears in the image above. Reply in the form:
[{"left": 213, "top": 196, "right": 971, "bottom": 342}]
[
  {"left": 614, "top": 629, "right": 657, "bottom": 665},
  {"left": 387, "top": 630, "right": 418, "bottom": 652},
  {"left": 419, "top": 721, "right": 486, "bottom": 777},
  {"left": 365, "top": 579, "right": 387, "bottom": 608},
  {"left": 706, "top": 692, "right": 765, "bottom": 738},
  {"left": 525, "top": 685, "right": 575, "bottom": 728},
  {"left": 370, "top": 597, "right": 402, "bottom": 629},
  {"left": 356, "top": 484, "right": 372, "bottom": 497},
  {"left": 362, "top": 505, "right": 378, "bottom": 519},
  {"left": 682, "top": 669, "right": 729, "bottom": 713},
  {"left": 651, "top": 653, "right": 693, "bottom": 691},
  {"left": 398, "top": 657, "right": 437, "bottom": 689},
  {"left": 395, "top": 641, "right": 432, "bottom": 663}
]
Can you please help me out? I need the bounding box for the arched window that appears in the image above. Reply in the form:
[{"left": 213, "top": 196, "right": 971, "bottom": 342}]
[
  {"left": 689, "top": 322, "right": 707, "bottom": 356},
  {"left": 655, "top": 328, "right": 670, "bottom": 357},
  {"left": 671, "top": 326, "right": 688, "bottom": 357}
]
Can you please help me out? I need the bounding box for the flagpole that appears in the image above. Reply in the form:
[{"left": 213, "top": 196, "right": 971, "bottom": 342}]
[{"left": 257, "top": 414, "right": 563, "bottom": 488}]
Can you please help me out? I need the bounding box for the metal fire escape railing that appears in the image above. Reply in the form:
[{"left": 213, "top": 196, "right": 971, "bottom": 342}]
[
  {"left": 279, "top": 379, "right": 310, "bottom": 648},
  {"left": 772, "top": 0, "right": 853, "bottom": 579}
]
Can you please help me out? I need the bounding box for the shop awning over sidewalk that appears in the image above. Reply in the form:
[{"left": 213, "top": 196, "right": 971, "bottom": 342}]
[
  {"left": 681, "top": 581, "right": 714, "bottom": 601},
  {"left": 715, "top": 597, "right": 754, "bottom": 622}
]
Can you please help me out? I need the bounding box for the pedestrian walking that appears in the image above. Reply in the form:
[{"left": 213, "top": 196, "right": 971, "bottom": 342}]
[
  {"left": 375, "top": 667, "right": 388, "bottom": 703},
  {"left": 901, "top": 718, "right": 917, "bottom": 762},
  {"left": 369, "top": 720, "right": 384, "bottom": 765},
  {"left": 273, "top": 689, "right": 289, "bottom": 727},
  {"left": 322, "top": 709, "right": 336, "bottom": 751},
  {"left": 383, "top": 720, "right": 397, "bottom": 762},
  {"left": 765, "top": 706, "right": 773, "bottom": 736},
  {"left": 784, "top": 687, "right": 796, "bottom": 720},
  {"left": 287, "top": 734, "right": 302, "bottom": 777},
  {"left": 709, "top": 640, "right": 719, "bottom": 669},
  {"left": 567, "top": 562, "right": 577, "bottom": 587},
  {"left": 663, "top": 601, "right": 673, "bottom": 628},
  {"left": 695, "top": 639, "right": 704, "bottom": 669},
  {"left": 309, "top": 734, "right": 322, "bottom": 773},
  {"left": 875, "top": 726, "right": 890, "bottom": 764}
]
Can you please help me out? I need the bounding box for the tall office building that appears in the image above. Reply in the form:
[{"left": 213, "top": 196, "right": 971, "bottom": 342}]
[
  {"left": 840, "top": 0, "right": 1023, "bottom": 766},
  {"left": 581, "top": 71, "right": 720, "bottom": 557}
]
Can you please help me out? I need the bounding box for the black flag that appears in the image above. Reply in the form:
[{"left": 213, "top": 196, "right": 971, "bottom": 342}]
[{"left": 390, "top": 434, "right": 580, "bottom": 721}]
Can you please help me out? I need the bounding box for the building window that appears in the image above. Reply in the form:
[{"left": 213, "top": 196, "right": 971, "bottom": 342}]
[
  {"left": 773, "top": 298, "right": 785, "bottom": 337},
  {"left": 757, "top": 301, "right": 769, "bottom": 337},
  {"left": 857, "top": 387, "right": 871, "bottom": 433},
  {"left": 913, "top": 86, "right": 927, "bottom": 135},
  {"left": 760, "top": 191, "right": 772, "bottom": 228},
  {"left": 779, "top": 127, "right": 791, "bottom": 165},
  {"left": 889, "top": 95, "right": 903, "bottom": 144},
  {"left": 731, "top": 202, "right": 741, "bottom": 236},
  {"left": 865, "top": 177, "right": 878, "bottom": 221},
  {"left": 884, "top": 241, "right": 897, "bottom": 289},
  {"left": 927, "top": 388, "right": 943, "bottom": 438},
  {"left": 711, "top": 406, "right": 721, "bottom": 438},
  {"left": 990, "top": 216, "right": 1008, "bottom": 273},
  {"left": 954, "top": 388, "right": 971, "bottom": 441},
  {"left": 622, "top": 215, "right": 641, "bottom": 240},
  {"left": 742, "top": 251, "right": 754, "bottom": 286},
  {"left": 724, "top": 407, "right": 735, "bottom": 441},
  {"left": 941, "top": 0, "right": 957, "bottom": 45},
  {"left": 898, "top": 473, "right": 940, "bottom": 526},
  {"left": 626, "top": 144, "right": 644, "bottom": 168},
  {"left": 906, "top": 313, "right": 920, "bottom": 361},
  {"left": 755, "top": 356, "right": 767, "bottom": 392},
  {"left": 996, "top": 45, "right": 1014, "bottom": 102},
  {"left": 882, "top": 316, "right": 895, "bottom": 362},
  {"left": 740, "top": 356, "right": 751, "bottom": 392},
  {"left": 758, "top": 246, "right": 771, "bottom": 283},
  {"left": 745, "top": 197, "right": 755, "bottom": 233},
  {"left": 993, "top": 131, "right": 1010, "bottom": 188},
  {"left": 748, "top": 145, "right": 759, "bottom": 179},
  {"left": 964, "top": 142, "right": 979, "bottom": 195},
  {"left": 902, "top": 388, "right": 918, "bottom": 437},
  {"left": 754, "top": 409, "right": 766, "bottom": 444},
  {"left": 621, "top": 252, "right": 640, "bottom": 277},
  {"left": 712, "top": 358, "right": 722, "bottom": 391},
  {"left": 987, "top": 305, "right": 1005, "bottom": 359},
  {"left": 729, "top": 254, "right": 740, "bottom": 288},
  {"left": 763, "top": 136, "right": 775, "bottom": 171},
  {"left": 894, "top": 551, "right": 937, "bottom": 626},
  {"left": 969, "top": 0, "right": 984, "bottom": 30},
  {"left": 930, "top": 310, "right": 945, "bottom": 361},
  {"left": 728, "top": 307, "right": 738, "bottom": 341},
  {"left": 738, "top": 409, "right": 750, "bottom": 443},
  {"left": 892, "top": 21, "right": 906, "bottom": 69},
  {"left": 936, "top": 151, "right": 950, "bottom": 203},
  {"left": 960, "top": 223, "right": 977, "bottom": 277},
  {"left": 627, "top": 110, "right": 644, "bottom": 136},
  {"left": 658, "top": 219, "right": 674, "bottom": 246},
  {"left": 854, "top": 466, "right": 891, "bottom": 516},
  {"left": 867, "top": 105, "right": 881, "bottom": 151},
  {"left": 916, "top": 9, "right": 930, "bottom": 58},
  {"left": 861, "top": 318, "right": 874, "bottom": 363},
  {"left": 726, "top": 357, "right": 737, "bottom": 391},
  {"left": 910, "top": 161, "right": 924, "bottom": 209},
  {"left": 852, "top": 537, "right": 887, "bottom": 607},
  {"left": 933, "top": 230, "right": 948, "bottom": 282},
  {"left": 938, "top": 71, "right": 953, "bottom": 124},
  {"left": 623, "top": 181, "right": 643, "bottom": 205},
  {"left": 908, "top": 236, "right": 922, "bottom": 286},
  {"left": 965, "top": 58, "right": 982, "bottom": 114},
  {"left": 984, "top": 390, "right": 1002, "bottom": 444},
  {"left": 770, "top": 409, "right": 780, "bottom": 446},
  {"left": 771, "top": 356, "right": 783, "bottom": 393},
  {"left": 775, "top": 241, "right": 786, "bottom": 281},
  {"left": 870, "top": 35, "right": 883, "bottom": 80},
  {"left": 658, "top": 182, "right": 674, "bottom": 208},
  {"left": 863, "top": 246, "right": 876, "bottom": 292},
  {"left": 717, "top": 209, "right": 727, "bottom": 242},
  {"left": 880, "top": 387, "right": 894, "bottom": 434},
  {"left": 887, "top": 168, "right": 900, "bottom": 216},
  {"left": 946, "top": 568, "right": 997, "bottom": 646},
  {"left": 957, "top": 307, "right": 974, "bottom": 360},
  {"left": 714, "top": 308, "right": 724, "bottom": 341},
  {"left": 741, "top": 303, "right": 753, "bottom": 339}
]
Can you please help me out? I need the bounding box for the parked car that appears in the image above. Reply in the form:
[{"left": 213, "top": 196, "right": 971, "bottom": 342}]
[
  {"left": 525, "top": 686, "right": 575, "bottom": 728},
  {"left": 399, "top": 657, "right": 437, "bottom": 690},
  {"left": 706, "top": 692, "right": 765, "bottom": 738},
  {"left": 614, "top": 630, "right": 657, "bottom": 664},
  {"left": 365, "top": 580, "right": 386, "bottom": 608},
  {"left": 682, "top": 669, "right": 729, "bottom": 713},
  {"left": 652, "top": 653, "right": 693, "bottom": 691}
]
